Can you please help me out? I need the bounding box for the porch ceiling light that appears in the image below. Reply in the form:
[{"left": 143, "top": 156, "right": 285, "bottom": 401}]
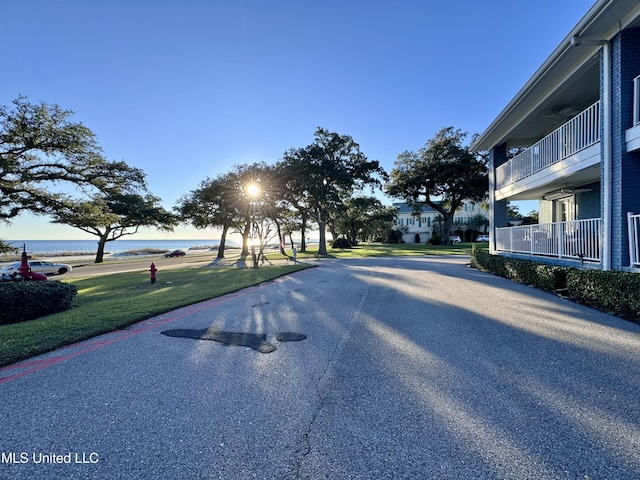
[
  {"left": 543, "top": 187, "right": 591, "bottom": 201},
  {"left": 544, "top": 191, "right": 573, "bottom": 201}
]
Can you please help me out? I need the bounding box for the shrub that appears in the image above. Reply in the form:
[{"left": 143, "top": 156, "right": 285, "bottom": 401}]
[
  {"left": 331, "top": 238, "right": 352, "bottom": 249},
  {"left": 386, "top": 229, "right": 404, "bottom": 244},
  {"left": 471, "top": 248, "right": 566, "bottom": 290},
  {"left": 0, "top": 281, "right": 78, "bottom": 325},
  {"left": 566, "top": 270, "right": 640, "bottom": 319},
  {"left": 470, "top": 248, "right": 639, "bottom": 323},
  {"left": 428, "top": 234, "right": 442, "bottom": 245}
]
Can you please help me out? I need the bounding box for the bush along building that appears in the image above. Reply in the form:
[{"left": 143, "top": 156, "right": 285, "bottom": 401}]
[
  {"left": 392, "top": 201, "right": 488, "bottom": 243},
  {"left": 471, "top": 0, "right": 640, "bottom": 272}
]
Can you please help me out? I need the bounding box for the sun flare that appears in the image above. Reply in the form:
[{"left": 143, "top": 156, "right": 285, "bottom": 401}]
[{"left": 245, "top": 183, "right": 260, "bottom": 197}]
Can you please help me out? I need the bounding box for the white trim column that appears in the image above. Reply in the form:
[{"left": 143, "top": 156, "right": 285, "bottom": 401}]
[{"left": 602, "top": 40, "right": 612, "bottom": 270}]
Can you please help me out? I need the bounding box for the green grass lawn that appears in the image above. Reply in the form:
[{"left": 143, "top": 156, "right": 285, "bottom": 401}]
[
  {"left": 326, "top": 241, "right": 472, "bottom": 257},
  {"left": 0, "top": 264, "right": 310, "bottom": 367},
  {"left": 265, "top": 241, "right": 473, "bottom": 260},
  {"left": 0, "top": 242, "right": 475, "bottom": 367}
]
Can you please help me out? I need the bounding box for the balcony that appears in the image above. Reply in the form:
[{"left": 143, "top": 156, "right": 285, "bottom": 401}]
[
  {"left": 496, "top": 102, "right": 601, "bottom": 191},
  {"left": 625, "top": 75, "right": 640, "bottom": 152},
  {"left": 495, "top": 218, "right": 601, "bottom": 262}
]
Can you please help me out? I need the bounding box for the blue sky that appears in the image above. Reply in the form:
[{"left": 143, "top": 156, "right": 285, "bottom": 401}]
[{"left": 3, "top": 0, "right": 594, "bottom": 240}]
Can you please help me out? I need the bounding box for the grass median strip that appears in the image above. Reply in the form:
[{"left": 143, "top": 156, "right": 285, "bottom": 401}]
[
  {"left": 0, "top": 263, "right": 311, "bottom": 367},
  {"left": 274, "top": 242, "right": 472, "bottom": 260},
  {"left": 323, "top": 242, "right": 471, "bottom": 257}
]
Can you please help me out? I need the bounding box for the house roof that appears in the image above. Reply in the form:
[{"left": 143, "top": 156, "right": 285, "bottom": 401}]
[
  {"left": 471, "top": 0, "right": 640, "bottom": 152},
  {"left": 393, "top": 202, "right": 438, "bottom": 214}
]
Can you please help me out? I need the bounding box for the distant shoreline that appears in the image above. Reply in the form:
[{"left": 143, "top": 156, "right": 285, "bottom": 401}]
[
  {"left": 1, "top": 239, "right": 230, "bottom": 257},
  {"left": 0, "top": 245, "right": 242, "bottom": 265}
]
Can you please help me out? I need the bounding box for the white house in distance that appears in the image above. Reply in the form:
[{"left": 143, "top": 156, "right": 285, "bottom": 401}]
[
  {"left": 392, "top": 201, "right": 488, "bottom": 243},
  {"left": 471, "top": 0, "right": 640, "bottom": 272}
]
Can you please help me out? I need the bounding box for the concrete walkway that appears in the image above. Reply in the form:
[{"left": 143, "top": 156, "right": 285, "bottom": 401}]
[{"left": 1, "top": 256, "right": 639, "bottom": 479}]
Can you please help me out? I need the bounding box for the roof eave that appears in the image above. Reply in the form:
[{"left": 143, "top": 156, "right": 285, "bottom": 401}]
[{"left": 470, "top": 0, "right": 620, "bottom": 153}]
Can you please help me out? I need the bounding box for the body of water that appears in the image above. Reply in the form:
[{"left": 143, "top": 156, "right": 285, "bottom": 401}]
[{"left": 3, "top": 239, "right": 235, "bottom": 256}]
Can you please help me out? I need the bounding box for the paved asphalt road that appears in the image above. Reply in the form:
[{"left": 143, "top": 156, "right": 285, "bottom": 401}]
[
  {"left": 1, "top": 256, "right": 639, "bottom": 479},
  {"left": 2, "top": 256, "right": 209, "bottom": 281},
  {"left": 58, "top": 253, "right": 216, "bottom": 279}
]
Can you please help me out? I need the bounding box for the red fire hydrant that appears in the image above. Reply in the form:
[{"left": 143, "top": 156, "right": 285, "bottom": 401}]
[
  {"left": 18, "top": 247, "right": 32, "bottom": 279},
  {"left": 17, "top": 244, "right": 47, "bottom": 281},
  {"left": 149, "top": 263, "right": 157, "bottom": 284}
]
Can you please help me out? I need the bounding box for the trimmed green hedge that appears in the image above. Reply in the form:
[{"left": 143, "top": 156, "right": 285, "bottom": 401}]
[
  {"left": 471, "top": 248, "right": 567, "bottom": 290},
  {"left": 0, "top": 281, "right": 78, "bottom": 325},
  {"left": 565, "top": 269, "right": 640, "bottom": 320},
  {"left": 471, "top": 247, "right": 640, "bottom": 323}
]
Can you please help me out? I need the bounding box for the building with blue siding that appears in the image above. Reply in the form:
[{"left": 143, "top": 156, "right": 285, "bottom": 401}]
[{"left": 471, "top": 0, "right": 640, "bottom": 272}]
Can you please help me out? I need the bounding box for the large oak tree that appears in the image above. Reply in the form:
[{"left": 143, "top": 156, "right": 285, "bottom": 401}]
[
  {"left": 279, "top": 127, "right": 386, "bottom": 256},
  {"left": 335, "top": 196, "right": 396, "bottom": 245},
  {"left": 51, "top": 194, "right": 177, "bottom": 263},
  {"left": 0, "top": 96, "right": 146, "bottom": 252},
  {"left": 386, "top": 127, "right": 488, "bottom": 245},
  {"left": 175, "top": 173, "right": 242, "bottom": 260},
  {"left": 176, "top": 162, "right": 283, "bottom": 267},
  {"left": 0, "top": 96, "right": 145, "bottom": 219}
]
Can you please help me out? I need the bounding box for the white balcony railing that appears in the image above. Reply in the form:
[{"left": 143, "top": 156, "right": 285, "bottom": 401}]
[
  {"left": 496, "top": 101, "right": 601, "bottom": 189},
  {"left": 628, "top": 212, "right": 640, "bottom": 267},
  {"left": 495, "top": 218, "right": 601, "bottom": 262}
]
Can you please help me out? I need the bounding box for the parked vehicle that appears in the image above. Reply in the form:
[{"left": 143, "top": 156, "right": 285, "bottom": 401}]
[
  {"left": 476, "top": 234, "right": 490, "bottom": 242},
  {"left": 164, "top": 250, "right": 186, "bottom": 258},
  {"left": 1, "top": 260, "right": 72, "bottom": 276},
  {"left": 449, "top": 236, "right": 462, "bottom": 244}
]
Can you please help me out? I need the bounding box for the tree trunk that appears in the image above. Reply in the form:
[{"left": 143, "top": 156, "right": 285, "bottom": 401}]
[
  {"left": 241, "top": 222, "right": 250, "bottom": 256},
  {"left": 318, "top": 219, "right": 327, "bottom": 256},
  {"left": 95, "top": 236, "right": 108, "bottom": 263},
  {"left": 300, "top": 219, "right": 307, "bottom": 252},
  {"left": 441, "top": 212, "right": 455, "bottom": 245},
  {"left": 217, "top": 224, "right": 229, "bottom": 259},
  {"left": 328, "top": 223, "right": 338, "bottom": 244}
]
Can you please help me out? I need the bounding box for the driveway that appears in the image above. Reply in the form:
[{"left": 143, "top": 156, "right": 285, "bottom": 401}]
[{"left": 1, "top": 256, "right": 639, "bottom": 479}]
